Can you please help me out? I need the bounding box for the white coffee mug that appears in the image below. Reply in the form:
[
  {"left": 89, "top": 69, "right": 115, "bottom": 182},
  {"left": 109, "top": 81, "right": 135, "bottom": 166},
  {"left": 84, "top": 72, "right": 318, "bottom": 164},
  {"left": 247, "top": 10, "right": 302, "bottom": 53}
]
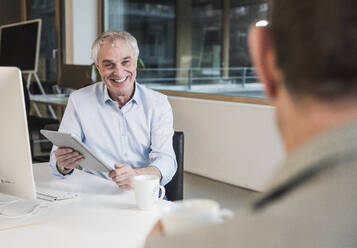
[
  {"left": 133, "top": 175, "right": 165, "bottom": 210},
  {"left": 161, "top": 198, "right": 234, "bottom": 236}
]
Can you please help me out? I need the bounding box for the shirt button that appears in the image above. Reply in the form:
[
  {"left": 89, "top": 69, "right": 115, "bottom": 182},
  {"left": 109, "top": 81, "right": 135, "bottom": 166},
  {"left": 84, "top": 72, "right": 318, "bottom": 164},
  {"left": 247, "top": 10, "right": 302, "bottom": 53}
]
[{"left": 124, "top": 153, "right": 128, "bottom": 157}]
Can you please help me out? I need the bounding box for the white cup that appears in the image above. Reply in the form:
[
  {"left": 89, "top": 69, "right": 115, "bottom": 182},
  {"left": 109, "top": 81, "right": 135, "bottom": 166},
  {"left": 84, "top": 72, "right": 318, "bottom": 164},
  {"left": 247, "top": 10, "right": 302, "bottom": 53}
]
[
  {"left": 133, "top": 175, "right": 165, "bottom": 210},
  {"left": 161, "top": 198, "right": 234, "bottom": 236}
]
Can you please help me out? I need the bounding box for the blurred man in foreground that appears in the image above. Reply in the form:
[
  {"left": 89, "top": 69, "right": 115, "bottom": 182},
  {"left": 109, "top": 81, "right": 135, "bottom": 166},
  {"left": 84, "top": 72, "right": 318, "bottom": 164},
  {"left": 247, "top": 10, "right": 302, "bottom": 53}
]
[{"left": 148, "top": 0, "right": 357, "bottom": 247}]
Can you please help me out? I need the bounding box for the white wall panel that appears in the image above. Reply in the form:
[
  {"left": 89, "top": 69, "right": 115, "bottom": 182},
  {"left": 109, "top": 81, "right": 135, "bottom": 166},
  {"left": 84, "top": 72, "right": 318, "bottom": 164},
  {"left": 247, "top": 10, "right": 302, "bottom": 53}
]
[
  {"left": 169, "top": 96, "right": 284, "bottom": 191},
  {"left": 72, "top": 0, "right": 97, "bottom": 65}
]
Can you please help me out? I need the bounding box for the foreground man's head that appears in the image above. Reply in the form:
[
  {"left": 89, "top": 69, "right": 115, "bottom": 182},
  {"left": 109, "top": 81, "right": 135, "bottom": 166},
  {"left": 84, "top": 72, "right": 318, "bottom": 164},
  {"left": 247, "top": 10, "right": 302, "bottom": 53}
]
[{"left": 249, "top": 0, "right": 357, "bottom": 152}]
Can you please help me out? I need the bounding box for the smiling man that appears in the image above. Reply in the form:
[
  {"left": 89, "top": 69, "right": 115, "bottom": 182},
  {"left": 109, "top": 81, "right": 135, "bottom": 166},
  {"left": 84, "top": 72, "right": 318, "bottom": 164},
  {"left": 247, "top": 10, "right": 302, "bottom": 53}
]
[
  {"left": 50, "top": 31, "right": 177, "bottom": 189},
  {"left": 95, "top": 36, "right": 136, "bottom": 108}
]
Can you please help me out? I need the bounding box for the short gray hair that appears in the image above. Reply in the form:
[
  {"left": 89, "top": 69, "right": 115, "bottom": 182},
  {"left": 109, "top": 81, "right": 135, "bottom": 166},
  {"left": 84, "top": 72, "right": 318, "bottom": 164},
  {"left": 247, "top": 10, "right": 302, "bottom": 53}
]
[{"left": 91, "top": 30, "right": 139, "bottom": 63}]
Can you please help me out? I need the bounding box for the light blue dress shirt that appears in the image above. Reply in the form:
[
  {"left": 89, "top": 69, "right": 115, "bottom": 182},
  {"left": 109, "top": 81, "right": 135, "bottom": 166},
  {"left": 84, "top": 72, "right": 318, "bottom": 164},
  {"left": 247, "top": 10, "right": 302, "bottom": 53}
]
[{"left": 49, "top": 82, "right": 177, "bottom": 185}]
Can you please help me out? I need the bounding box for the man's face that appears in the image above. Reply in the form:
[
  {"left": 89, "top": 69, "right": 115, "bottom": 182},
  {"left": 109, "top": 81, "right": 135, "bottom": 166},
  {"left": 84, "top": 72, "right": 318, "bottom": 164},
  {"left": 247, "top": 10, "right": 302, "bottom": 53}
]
[{"left": 96, "top": 39, "right": 137, "bottom": 101}]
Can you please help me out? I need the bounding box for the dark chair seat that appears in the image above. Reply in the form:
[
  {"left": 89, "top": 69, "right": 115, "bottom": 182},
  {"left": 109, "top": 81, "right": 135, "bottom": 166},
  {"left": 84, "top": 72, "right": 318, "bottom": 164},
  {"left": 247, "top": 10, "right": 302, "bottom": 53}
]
[{"left": 165, "top": 131, "right": 184, "bottom": 201}]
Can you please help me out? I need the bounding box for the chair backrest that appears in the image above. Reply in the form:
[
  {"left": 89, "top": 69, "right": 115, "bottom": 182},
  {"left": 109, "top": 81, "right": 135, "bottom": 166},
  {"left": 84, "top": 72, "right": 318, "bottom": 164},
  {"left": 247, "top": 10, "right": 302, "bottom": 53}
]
[
  {"left": 23, "top": 80, "right": 30, "bottom": 115},
  {"left": 57, "top": 64, "right": 93, "bottom": 89},
  {"left": 165, "top": 131, "right": 184, "bottom": 201}
]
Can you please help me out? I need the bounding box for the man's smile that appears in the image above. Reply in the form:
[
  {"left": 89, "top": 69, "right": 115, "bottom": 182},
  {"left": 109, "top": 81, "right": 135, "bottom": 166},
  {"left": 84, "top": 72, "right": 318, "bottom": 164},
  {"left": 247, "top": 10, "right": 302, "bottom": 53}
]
[{"left": 110, "top": 75, "right": 128, "bottom": 84}]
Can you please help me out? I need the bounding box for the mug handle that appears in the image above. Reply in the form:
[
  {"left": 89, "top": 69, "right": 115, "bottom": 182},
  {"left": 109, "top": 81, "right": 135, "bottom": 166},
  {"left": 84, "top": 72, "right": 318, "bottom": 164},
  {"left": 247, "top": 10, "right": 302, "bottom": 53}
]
[
  {"left": 158, "top": 185, "right": 165, "bottom": 200},
  {"left": 218, "top": 208, "right": 234, "bottom": 221}
]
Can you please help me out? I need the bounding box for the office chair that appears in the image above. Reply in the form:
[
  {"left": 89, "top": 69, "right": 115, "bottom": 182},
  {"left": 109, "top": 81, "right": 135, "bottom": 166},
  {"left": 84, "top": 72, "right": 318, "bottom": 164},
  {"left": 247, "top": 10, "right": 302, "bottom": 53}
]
[
  {"left": 23, "top": 82, "right": 59, "bottom": 162},
  {"left": 165, "top": 131, "right": 184, "bottom": 201},
  {"left": 57, "top": 64, "right": 93, "bottom": 90}
]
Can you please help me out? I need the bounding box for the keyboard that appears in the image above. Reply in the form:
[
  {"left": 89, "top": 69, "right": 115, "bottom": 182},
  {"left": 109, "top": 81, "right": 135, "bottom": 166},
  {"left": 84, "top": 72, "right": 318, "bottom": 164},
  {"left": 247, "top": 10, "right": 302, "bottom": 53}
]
[{"left": 37, "top": 189, "right": 78, "bottom": 201}]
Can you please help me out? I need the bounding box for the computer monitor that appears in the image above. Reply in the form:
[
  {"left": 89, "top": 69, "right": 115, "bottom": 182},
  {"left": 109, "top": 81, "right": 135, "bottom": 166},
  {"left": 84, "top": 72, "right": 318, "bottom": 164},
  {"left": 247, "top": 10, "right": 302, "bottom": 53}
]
[
  {"left": 0, "top": 67, "right": 36, "bottom": 200},
  {"left": 0, "top": 19, "right": 41, "bottom": 73}
]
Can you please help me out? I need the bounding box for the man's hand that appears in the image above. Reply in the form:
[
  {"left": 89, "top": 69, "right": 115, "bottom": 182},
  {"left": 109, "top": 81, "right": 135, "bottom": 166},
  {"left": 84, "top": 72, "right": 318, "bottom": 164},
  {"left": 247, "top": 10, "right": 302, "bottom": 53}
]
[
  {"left": 55, "top": 148, "right": 84, "bottom": 174},
  {"left": 109, "top": 164, "right": 137, "bottom": 190}
]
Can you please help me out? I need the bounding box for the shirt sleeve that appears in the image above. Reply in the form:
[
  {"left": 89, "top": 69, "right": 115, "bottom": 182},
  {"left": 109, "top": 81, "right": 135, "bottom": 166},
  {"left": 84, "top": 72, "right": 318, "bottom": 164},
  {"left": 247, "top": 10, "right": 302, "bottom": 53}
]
[
  {"left": 149, "top": 97, "right": 177, "bottom": 186},
  {"left": 49, "top": 94, "right": 83, "bottom": 178}
]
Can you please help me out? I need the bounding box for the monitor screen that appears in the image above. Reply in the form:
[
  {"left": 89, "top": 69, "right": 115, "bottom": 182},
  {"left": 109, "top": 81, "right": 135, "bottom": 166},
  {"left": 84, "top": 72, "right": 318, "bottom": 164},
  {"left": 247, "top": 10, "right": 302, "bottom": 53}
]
[
  {"left": 0, "top": 19, "right": 41, "bottom": 73},
  {"left": 0, "top": 67, "right": 36, "bottom": 200}
]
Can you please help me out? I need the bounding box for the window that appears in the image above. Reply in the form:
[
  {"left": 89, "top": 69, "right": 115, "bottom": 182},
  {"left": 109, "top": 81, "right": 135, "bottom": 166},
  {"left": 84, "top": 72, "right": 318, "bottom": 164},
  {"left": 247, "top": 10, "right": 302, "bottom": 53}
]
[
  {"left": 230, "top": 1, "right": 267, "bottom": 68},
  {"left": 104, "top": 0, "right": 175, "bottom": 70},
  {"left": 103, "top": 0, "right": 268, "bottom": 99},
  {"left": 28, "top": 0, "right": 57, "bottom": 83},
  {"left": 192, "top": 0, "right": 222, "bottom": 68}
]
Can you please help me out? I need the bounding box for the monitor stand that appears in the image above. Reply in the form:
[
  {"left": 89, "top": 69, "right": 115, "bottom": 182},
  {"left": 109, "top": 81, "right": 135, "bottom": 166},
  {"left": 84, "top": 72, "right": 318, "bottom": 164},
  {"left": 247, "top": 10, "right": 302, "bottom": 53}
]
[
  {"left": 24, "top": 72, "right": 57, "bottom": 119},
  {"left": 0, "top": 193, "right": 46, "bottom": 220}
]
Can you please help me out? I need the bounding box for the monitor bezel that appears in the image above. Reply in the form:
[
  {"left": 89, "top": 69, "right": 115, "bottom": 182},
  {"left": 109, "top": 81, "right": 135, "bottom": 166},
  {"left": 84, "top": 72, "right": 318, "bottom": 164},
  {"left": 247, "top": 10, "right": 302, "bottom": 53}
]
[{"left": 0, "top": 19, "right": 42, "bottom": 74}]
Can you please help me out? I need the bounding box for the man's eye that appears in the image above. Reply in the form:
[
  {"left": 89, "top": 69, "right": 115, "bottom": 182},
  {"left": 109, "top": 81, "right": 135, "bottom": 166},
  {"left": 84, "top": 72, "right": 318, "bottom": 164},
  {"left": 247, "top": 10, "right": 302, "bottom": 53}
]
[
  {"left": 122, "top": 60, "right": 130, "bottom": 66},
  {"left": 103, "top": 63, "right": 113, "bottom": 68}
]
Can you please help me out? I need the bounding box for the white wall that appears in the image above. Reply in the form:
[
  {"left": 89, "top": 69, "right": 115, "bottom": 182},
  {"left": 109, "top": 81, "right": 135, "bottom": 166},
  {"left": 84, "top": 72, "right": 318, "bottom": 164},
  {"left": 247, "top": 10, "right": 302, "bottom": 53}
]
[
  {"left": 69, "top": 0, "right": 97, "bottom": 65},
  {"left": 168, "top": 96, "right": 284, "bottom": 191}
]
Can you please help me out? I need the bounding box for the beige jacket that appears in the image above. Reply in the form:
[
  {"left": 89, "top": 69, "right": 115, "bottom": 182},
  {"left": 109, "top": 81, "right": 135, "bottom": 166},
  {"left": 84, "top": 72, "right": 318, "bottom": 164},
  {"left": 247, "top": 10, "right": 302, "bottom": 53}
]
[{"left": 149, "top": 122, "right": 357, "bottom": 248}]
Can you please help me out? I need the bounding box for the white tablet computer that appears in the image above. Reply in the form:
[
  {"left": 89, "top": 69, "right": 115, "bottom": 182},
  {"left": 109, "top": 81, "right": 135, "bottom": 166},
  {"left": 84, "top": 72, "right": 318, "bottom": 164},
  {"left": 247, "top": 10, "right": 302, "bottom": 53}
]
[{"left": 40, "top": 129, "right": 112, "bottom": 172}]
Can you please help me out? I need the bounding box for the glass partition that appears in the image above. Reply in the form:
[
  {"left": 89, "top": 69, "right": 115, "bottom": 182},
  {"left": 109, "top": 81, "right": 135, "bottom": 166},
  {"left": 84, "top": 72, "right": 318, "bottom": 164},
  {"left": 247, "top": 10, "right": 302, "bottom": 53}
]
[
  {"left": 103, "top": 0, "right": 268, "bottom": 100},
  {"left": 27, "top": 0, "right": 57, "bottom": 84},
  {"left": 104, "top": 0, "right": 176, "bottom": 69},
  {"left": 191, "top": 0, "right": 222, "bottom": 69}
]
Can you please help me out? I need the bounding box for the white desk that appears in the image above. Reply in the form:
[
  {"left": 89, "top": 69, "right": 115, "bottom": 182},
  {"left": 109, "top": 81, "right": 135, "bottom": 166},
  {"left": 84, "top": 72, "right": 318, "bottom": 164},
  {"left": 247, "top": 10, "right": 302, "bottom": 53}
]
[{"left": 0, "top": 163, "right": 169, "bottom": 248}]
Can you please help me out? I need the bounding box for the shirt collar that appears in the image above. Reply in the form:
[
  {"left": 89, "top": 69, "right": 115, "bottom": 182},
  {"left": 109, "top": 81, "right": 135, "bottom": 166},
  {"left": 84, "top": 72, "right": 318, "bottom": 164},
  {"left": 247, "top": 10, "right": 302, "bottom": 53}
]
[
  {"left": 102, "top": 83, "right": 112, "bottom": 104},
  {"left": 130, "top": 82, "right": 141, "bottom": 105},
  {"left": 102, "top": 81, "right": 141, "bottom": 106}
]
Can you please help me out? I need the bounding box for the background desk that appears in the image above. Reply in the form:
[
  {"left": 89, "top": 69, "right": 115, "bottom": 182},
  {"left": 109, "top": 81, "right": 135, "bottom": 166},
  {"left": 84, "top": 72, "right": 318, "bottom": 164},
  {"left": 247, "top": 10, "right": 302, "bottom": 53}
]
[
  {"left": 30, "top": 94, "right": 68, "bottom": 121},
  {"left": 0, "top": 163, "right": 167, "bottom": 248}
]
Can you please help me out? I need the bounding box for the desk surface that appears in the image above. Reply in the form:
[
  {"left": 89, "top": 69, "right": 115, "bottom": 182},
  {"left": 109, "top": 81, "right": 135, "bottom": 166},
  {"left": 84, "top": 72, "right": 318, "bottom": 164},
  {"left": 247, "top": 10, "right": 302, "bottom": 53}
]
[
  {"left": 30, "top": 94, "right": 69, "bottom": 121},
  {"left": 30, "top": 94, "right": 69, "bottom": 106},
  {"left": 0, "top": 163, "right": 168, "bottom": 248}
]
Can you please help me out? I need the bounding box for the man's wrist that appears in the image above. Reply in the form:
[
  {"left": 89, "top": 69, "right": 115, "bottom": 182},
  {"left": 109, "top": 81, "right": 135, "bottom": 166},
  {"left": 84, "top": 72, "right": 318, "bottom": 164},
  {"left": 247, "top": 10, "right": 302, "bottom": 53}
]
[
  {"left": 56, "top": 163, "right": 73, "bottom": 175},
  {"left": 135, "top": 165, "right": 162, "bottom": 180}
]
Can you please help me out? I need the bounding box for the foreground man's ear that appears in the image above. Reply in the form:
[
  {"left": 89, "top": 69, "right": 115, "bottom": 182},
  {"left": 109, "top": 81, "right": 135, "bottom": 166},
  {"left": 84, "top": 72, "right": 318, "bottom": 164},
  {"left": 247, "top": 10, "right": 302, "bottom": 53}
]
[{"left": 248, "top": 25, "right": 281, "bottom": 100}]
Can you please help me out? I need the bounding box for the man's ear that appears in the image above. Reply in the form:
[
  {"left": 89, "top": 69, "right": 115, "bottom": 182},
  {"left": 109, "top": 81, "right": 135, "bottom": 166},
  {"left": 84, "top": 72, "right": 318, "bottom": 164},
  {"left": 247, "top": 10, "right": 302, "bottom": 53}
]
[
  {"left": 248, "top": 26, "right": 281, "bottom": 99},
  {"left": 95, "top": 63, "right": 100, "bottom": 71}
]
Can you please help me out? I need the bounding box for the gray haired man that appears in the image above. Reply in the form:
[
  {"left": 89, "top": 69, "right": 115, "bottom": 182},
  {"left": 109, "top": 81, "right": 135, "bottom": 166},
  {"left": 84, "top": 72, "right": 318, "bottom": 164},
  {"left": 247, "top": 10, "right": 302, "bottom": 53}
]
[{"left": 50, "top": 31, "right": 177, "bottom": 190}]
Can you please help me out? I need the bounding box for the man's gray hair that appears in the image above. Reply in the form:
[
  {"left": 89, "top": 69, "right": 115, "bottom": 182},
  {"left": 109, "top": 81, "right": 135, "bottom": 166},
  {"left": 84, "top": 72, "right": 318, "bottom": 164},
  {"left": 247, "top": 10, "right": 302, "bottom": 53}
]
[{"left": 91, "top": 30, "right": 139, "bottom": 63}]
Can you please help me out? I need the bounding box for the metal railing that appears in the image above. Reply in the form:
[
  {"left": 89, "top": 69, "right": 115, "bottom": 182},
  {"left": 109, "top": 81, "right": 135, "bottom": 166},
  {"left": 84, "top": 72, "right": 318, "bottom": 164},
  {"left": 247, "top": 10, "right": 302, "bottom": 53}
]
[{"left": 137, "top": 67, "right": 259, "bottom": 90}]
